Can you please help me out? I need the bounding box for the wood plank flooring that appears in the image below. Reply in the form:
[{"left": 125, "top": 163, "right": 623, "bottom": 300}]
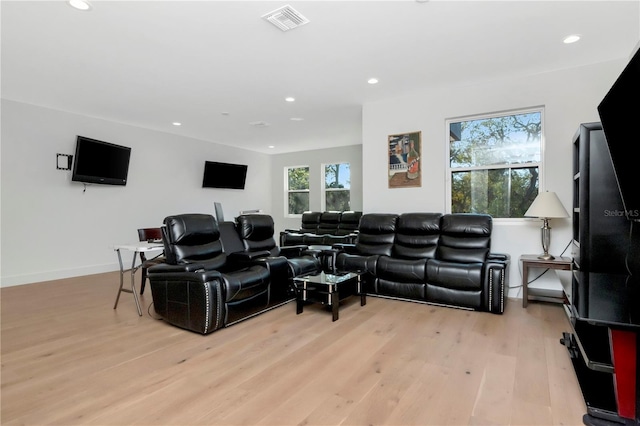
[{"left": 1, "top": 271, "right": 587, "bottom": 425}]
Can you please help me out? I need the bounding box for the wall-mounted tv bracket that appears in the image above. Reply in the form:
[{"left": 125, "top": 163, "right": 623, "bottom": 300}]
[{"left": 57, "top": 153, "right": 73, "bottom": 170}]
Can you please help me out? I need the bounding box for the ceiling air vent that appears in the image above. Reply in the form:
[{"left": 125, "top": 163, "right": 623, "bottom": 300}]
[{"left": 262, "top": 5, "right": 309, "bottom": 32}]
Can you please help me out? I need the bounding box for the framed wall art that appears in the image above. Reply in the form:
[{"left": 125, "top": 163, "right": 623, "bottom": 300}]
[{"left": 388, "top": 131, "right": 421, "bottom": 188}]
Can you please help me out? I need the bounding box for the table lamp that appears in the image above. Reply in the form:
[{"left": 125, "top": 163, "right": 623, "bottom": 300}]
[{"left": 524, "top": 191, "right": 569, "bottom": 260}]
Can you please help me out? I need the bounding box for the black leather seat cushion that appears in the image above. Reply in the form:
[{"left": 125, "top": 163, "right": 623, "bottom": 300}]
[
  {"left": 426, "top": 259, "right": 483, "bottom": 291},
  {"left": 288, "top": 257, "right": 323, "bottom": 277},
  {"left": 222, "top": 265, "right": 270, "bottom": 302}
]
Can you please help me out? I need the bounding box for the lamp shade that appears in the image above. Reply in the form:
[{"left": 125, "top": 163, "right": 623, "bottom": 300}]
[{"left": 524, "top": 191, "right": 569, "bottom": 218}]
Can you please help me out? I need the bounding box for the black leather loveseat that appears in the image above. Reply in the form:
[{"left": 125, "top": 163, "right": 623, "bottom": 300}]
[
  {"left": 147, "top": 213, "right": 322, "bottom": 334},
  {"left": 279, "top": 211, "right": 362, "bottom": 247},
  {"left": 333, "top": 212, "right": 510, "bottom": 314}
]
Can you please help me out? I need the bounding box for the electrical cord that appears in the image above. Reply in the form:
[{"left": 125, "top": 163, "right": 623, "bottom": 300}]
[
  {"left": 511, "top": 238, "right": 573, "bottom": 298},
  {"left": 147, "top": 300, "right": 163, "bottom": 320}
]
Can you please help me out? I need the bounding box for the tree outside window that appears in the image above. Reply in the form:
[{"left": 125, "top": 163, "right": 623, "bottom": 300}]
[
  {"left": 447, "top": 109, "right": 542, "bottom": 218},
  {"left": 323, "top": 163, "right": 350, "bottom": 211},
  {"left": 287, "top": 166, "right": 309, "bottom": 215}
]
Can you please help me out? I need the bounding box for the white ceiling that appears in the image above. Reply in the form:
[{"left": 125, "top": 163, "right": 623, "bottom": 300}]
[{"left": 2, "top": 1, "right": 639, "bottom": 154}]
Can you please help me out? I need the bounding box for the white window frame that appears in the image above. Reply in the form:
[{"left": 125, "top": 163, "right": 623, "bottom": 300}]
[
  {"left": 445, "top": 106, "right": 545, "bottom": 221},
  {"left": 321, "top": 162, "right": 351, "bottom": 212},
  {"left": 284, "top": 165, "right": 310, "bottom": 218}
]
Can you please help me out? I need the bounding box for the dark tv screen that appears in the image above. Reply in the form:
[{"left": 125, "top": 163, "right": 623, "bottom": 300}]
[
  {"left": 202, "top": 161, "right": 248, "bottom": 190},
  {"left": 597, "top": 46, "right": 640, "bottom": 221},
  {"left": 71, "top": 136, "right": 131, "bottom": 186}
]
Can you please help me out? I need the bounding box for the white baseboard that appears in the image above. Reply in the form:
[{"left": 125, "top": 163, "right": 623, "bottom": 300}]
[{"left": 0, "top": 263, "right": 120, "bottom": 287}]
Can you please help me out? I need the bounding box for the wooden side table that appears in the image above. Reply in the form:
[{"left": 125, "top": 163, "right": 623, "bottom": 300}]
[{"left": 520, "top": 254, "right": 572, "bottom": 307}]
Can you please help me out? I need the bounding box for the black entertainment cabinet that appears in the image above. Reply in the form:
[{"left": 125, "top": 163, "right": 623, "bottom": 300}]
[{"left": 562, "top": 123, "right": 639, "bottom": 425}]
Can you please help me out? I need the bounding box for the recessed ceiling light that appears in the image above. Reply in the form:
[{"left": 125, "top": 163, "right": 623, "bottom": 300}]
[
  {"left": 268, "top": 145, "right": 275, "bottom": 149},
  {"left": 368, "top": 78, "right": 379, "bottom": 85},
  {"left": 290, "top": 117, "right": 304, "bottom": 121},
  {"left": 563, "top": 34, "right": 581, "bottom": 44},
  {"left": 68, "top": 0, "right": 92, "bottom": 11},
  {"left": 285, "top": 97, "right": 295, "bottom": 102},
  {"left": 172, "top": 122, "right": 182, "bottom": 126}
]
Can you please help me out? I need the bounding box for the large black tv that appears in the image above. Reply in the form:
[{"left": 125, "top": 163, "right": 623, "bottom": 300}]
[
  {"left": 597, "top": 45, "right": 640, "bottom": 222},
  {"left": 202, "top": 161, "right": 248, "bottom": 190},
  {"left": 71, "top": 136, "right": 131, "bottom": 186}
]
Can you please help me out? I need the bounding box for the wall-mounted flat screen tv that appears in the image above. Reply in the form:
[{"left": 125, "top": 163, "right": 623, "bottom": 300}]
[
  {"left": 71, "top": 136, "right": 132, "bottom": 186},
  {"left": 202, "top": 161, "right": 248, "bottom": 190},
  {"left": 597, "top": 45, "right": 640, "bottom": 221}
]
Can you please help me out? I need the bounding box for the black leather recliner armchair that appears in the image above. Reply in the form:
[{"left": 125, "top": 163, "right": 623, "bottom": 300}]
[
  {"left": 374, "top": 212, "right": 442, "bottom": 300},
  {"left": 148, "top": 213, "right": 273, "bottom": 334},
  {"left": 426, "top": 213, "right": 508, "bottom": 313},
  {"left": 334, "top": 213, "right": 399, "bottom": 274},
  {"left": 217, "top": 219, "right": 292, "bottom": 306},
  {"left": 235, "top": 214, "right": 323, "bottom": 277}
]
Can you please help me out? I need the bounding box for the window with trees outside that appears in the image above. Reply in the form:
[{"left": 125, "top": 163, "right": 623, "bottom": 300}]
[
  {"left": 323, "top": 163, "right": 350, "bottom": 211},
  {"left": 447, "top": 108, "right": 542, "bottom": 218},
  {"left": 286, "top": 166, "right": 310, "bottom": 215}
]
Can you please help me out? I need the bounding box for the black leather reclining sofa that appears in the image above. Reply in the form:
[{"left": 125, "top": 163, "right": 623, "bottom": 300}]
[
  {"left": 147, "top": 213, "right": 322, "bottom": 334},
  {"left": 280, "top": 211, "right": 362, "bottom": 247},
  {"left": 333, "top": 212, "right": 510, "bottom": 314}
]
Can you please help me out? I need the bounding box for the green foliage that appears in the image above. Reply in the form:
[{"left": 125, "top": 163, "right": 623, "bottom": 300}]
[
  {"left": 288, "top": 167, "right": 309, "bottom": 191},
  {"left": 288, "top": 167, "right": 309, "bottom": 214},
  {"left": 450, "top": 112, "right": 541, "bottom": 218},
  {"left": 288, "top": 192, "right": 309, "bottom": 215},
  {"left": 287, "top": 163, "right": 351, "bottom": 214},
  {"left": 326, "top": 190, "right": 350, "bottom": 211}
]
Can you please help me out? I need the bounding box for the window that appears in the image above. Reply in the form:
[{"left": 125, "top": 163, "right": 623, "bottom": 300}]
[
  {"left": 323, "top": 163, "right": 351, "bottom": 211},
  {"left": 447, "top": 108, "right": 542, "bottom": 218},
  {"left": 286, "top": 166, "right": 309, "bottom": 215}
]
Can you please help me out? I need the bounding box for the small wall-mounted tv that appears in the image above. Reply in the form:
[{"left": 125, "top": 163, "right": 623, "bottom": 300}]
[
  {"left": 71, "top": 136, "right": 132, "bottom": 186},
  {"left": 597, "top": 45, "right": 640, "bottom": 221},
  {"left": 202, "top": 161, "right": 248, "bottom": 190}
]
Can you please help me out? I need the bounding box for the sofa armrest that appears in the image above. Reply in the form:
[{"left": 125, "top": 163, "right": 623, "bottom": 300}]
[
  {"left": 484, "top": 256, "right": 510, "bottom": 314},
  {"left": 488, "top": 253, "right": 510, "bottom": 263},
  {"left": 148, "top": 269, "right": 225, "bottom": 334},
  {"left": 251, "top": 255, "right": 292, "bottom": 302},
  {"left": 147, "top": 262, "right": 209, "bottom": 273},
  {"left": 279, "top": 245, "right": 309, "bottom": 257},
  {"left": 227, "top": 250, "right": 272, "bottom": 263},
  {"left": 332, "top": 243, "right": 358, "bottom": 254}
]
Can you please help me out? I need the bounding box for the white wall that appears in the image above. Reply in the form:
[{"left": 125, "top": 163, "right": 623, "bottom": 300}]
[
  {"left": 361, "top": 59, "right": 629, "bottom": 298},
  {"left": 0, "top": 100, "right": 272, "bottom": 286},
  {"left": 270, "top": 145, "right": 363, "bottom": 234},
  {"left": 2, "top": 57, "right": 631, "bottom": 299}
]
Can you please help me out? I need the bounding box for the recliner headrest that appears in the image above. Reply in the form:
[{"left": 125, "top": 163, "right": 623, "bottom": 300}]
[
  {"left": 162, "top": 213, "right": 224, "bottom": 265},
  {"left": 236, "top": 214, "right": 275, "bottom": 241},
  {"left": 164, "top": 214, "right": 220, "bottom": 245}
]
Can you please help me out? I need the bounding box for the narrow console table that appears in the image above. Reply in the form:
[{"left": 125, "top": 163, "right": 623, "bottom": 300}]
[
  {"left": 520, "top": 254, "right": 572, "bottom": 307},
  {"left": 113, "top": 242, "right": 163, "bottom": 316}
]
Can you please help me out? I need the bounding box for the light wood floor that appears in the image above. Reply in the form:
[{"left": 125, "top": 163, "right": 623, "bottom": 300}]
[{"left": 1, "top": 271, "right": 587, "bottom": 425}]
